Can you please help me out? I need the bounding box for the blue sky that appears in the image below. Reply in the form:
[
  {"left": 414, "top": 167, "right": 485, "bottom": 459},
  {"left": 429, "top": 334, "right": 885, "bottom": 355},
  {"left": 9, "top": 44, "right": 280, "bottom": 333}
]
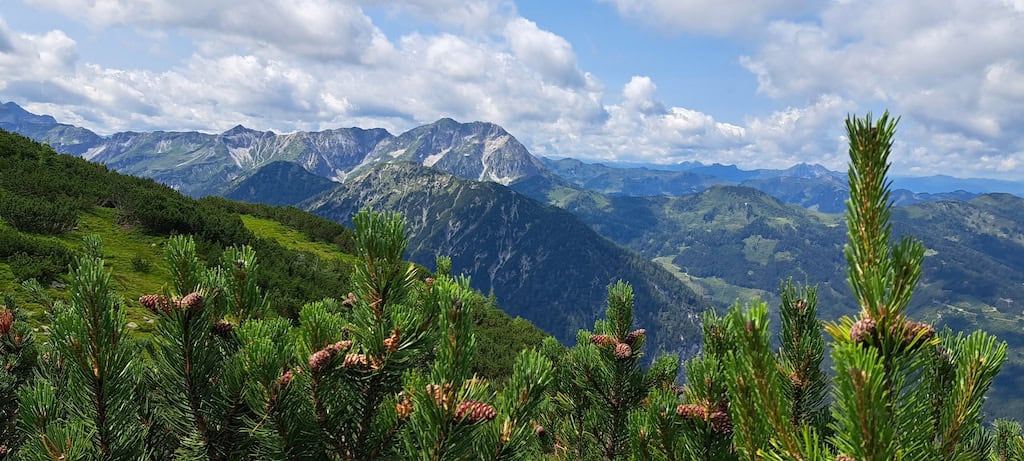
[{"left": 1, "top": 0, "right": 1022, "bottom": 179}]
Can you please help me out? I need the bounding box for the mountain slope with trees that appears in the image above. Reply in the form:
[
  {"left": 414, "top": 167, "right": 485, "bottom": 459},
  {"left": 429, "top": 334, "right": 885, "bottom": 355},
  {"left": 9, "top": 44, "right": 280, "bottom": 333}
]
[{"left": 0, "top": 129, "right": 547, "bottom": 382}]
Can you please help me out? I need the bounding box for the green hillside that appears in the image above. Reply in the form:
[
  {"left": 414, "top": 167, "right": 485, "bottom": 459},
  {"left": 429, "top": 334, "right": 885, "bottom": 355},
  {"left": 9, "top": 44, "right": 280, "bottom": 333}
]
[{"left": 0, "top": 129, "right": 547, "bottom": 380}]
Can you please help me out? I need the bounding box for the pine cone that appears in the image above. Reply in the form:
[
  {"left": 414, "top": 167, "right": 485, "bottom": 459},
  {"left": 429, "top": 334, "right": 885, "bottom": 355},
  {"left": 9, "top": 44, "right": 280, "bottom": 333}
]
[
  {"left": 212, "top": 320, "right": 234, "bottom": 338},
  {"left": 789, "top": 370, "right": 806, "bottom": 388},
  {"left": 454, "top": 400, "right": 497, "bottom": 423},
  {"left": 309, "top": 349, "right": 335, "bottom": 372},
  {"left": 341, "top": 292, "right": 356, "bottom": 307},
  {"left": 0, "top": 308, "right": 12, "bottom": 336},
  {"left": 624, "top": 329, "right": 646, "bottom": 346},
  {"left": 343, "top": 353, "right": 368, "bottom": 369},
  {"left": 902, "top": 320, "right": 936, "bottom": 343},
  {"left": 850, "top": 318, "right": 877, "bottom": 344},
  {"left": 426, "top": 383, "right": 453, "bottom": 409},
  {"left": 589, "top": 334, "right": 614, "bottom": 347},
  {"left": 614, "top": 342, "right": 633, "bottom": 359},
  {"left": 275, "top": 370, "right": 293, "bottom": 390},
  {"left": 308, "top": 341, "right": 352, "bottom": 372},
  {"left": 139, "top": 294, "right": 172, "bottom": 315},
  {"left": 708, "top": 410, "right": 732, "bottom": 434},
  {"left": 396, "top": 394, "right": 414, "bottom": 419},
  {"left": 676, "top": 404, "right": 706, "bottom": 420},
  {"left": 179, "top": 292, "right": 204, "bottom": 312},
  {"left": 383, "top": 328, "right": 401, "bottom": 353}
]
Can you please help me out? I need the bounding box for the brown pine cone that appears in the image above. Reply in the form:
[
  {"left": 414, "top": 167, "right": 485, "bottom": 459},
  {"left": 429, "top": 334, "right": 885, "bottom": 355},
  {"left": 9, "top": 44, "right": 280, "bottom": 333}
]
[
  {"left": 676, "top": 404, "right": 706, "bottom": 420},
  {"left": 343, "top": 353, "right": 368, "bottom": 369},
  {"left": 179, "top": 292, "right": 204, "bottom": 312},
  {"left": 902, "top": 320, "right": 936, "bottom": 343},
  {"left": 383, "top": 328, "right": 401, "bottom": 353},
  {"left": 0, "top": 309, "right": 12, "bottom": 336},
  {"left": 589, "top": 334, "right": 615, "bottom": 347},
  {"left": 139, "top": 294, "right": 172, "bottom": 315},
  {"left": 396, "top": 394, "right": 414, "bottom": 419},
  {"left": 708, "top": 410, "right": 732, "bottom": 434},
  {"left": 211, "top": 320, "right": 234, "bottom": 338},
  {"left": 624, "top": 329, "right": 646, "bottom": 345},
  {"left": 426, "top": 383, "right": 453, "bottom": 409},
  {"left": 454, "top": 400, "right": 497, "bottom": 423}
]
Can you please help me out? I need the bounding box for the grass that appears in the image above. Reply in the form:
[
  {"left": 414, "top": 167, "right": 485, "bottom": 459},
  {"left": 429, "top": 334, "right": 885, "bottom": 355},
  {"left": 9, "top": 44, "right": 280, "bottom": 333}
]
[
  {"left": 240, "top": 215, "right": 358, "bottom": 265},
  {"left": 0, "top": 208, "right": 170, "bottom": 336},
  {"left": 652, "top": 256, "right": 778, "bottom": 309}
]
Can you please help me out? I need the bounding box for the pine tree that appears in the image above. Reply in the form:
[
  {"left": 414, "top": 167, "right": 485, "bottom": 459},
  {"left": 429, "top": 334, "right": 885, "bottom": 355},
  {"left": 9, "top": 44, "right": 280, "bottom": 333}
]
[
  {"left": 18, "top": 239, "right": 146, "bottom": 460},
  {"left": 1, "top": 295, "right": 36, "bottom": 459},
  {"left": 144, "top": 237, "right": 266, "bottom": 458},
  {"left": 549, "top": 281, "right": 672, "bottom": 460}
]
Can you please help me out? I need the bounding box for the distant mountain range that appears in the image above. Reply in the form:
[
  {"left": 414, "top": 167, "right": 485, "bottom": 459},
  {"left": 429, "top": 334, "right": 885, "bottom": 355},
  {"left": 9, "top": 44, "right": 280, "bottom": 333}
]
[
  {"left": 4, "top": 101, "right": 1022, "bottom": 209},
  {"left": 0, "top": 102, "right": 546, "bottom": 197},
  {"left": 539, "top": 157, "right": 991, "bottom": 212}
]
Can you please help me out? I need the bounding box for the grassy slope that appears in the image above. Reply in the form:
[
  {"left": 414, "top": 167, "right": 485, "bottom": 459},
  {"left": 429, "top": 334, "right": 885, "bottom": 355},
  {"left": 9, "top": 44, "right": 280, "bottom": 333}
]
[
  {"left": 240, "top": 214, "right": 357, "bottom": 266},
  {"left": 1, "top": 208, "right": 169, "bottom": 336}
]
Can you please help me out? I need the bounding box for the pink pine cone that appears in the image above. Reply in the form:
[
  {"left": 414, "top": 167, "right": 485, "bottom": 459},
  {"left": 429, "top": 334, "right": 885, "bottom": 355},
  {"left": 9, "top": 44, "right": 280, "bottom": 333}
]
[
  {"left": 850, "top": 318, "right": 877, "bottom": 344},
  {"left": 614, "top": 342, "right": 632, "bottom": 359},
  {"left": 308, "top": 341, "right": 353, "bottom": 372}
]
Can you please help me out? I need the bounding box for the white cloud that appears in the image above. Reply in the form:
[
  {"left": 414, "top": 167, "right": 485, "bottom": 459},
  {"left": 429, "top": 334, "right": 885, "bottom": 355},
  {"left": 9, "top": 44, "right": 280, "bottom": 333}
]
[
  {"left": 597, "top": 0, "right": 812, "bottom": 35},
  {"left": 740, "top": 0, "right": 1024, "bottom": 177},
  {"left": 24, "top": 0, "right": 394, "bottom": 63},
  {"left": 504, "top": 18, "right": 585, "bottom": 87},
  {"left": 0, "top": 21, "right": 78, "bottom": 85}
]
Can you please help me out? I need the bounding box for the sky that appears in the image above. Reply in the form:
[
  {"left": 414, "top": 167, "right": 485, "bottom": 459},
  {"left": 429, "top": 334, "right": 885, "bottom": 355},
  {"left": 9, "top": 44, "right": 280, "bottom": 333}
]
[{"left": 1, "top": 0, "right": 1023, "bottom": 179}]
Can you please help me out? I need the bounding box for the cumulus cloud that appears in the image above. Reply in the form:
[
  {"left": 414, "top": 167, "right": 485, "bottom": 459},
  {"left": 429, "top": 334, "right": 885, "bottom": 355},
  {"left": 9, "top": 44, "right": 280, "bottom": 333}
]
[
  {"left": 0, "top": 22, "right": 78, "bottom": 85},
  {"left": 504, "top": 18, "right": 585, "bottom": 87},
  {"left": 24, "top": 0, "right": 394, "bottom": 63},
  {"left": 597, "top": 0, "right": 812, "bottom": 35}
]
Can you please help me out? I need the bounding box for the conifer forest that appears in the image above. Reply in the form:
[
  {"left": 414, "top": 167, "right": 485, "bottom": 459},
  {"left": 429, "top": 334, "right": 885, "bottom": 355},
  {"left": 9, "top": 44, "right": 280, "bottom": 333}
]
[{"left": 2, "top": 114, "right": 1024, "bottom": 460}]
